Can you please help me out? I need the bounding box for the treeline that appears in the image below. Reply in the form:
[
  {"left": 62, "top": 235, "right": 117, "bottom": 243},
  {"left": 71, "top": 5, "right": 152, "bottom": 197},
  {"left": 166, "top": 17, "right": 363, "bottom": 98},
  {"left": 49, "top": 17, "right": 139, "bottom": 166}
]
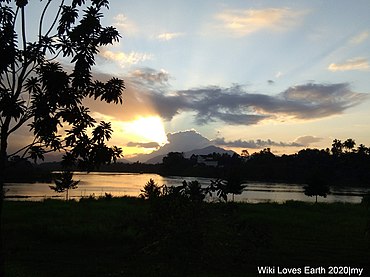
[
  {"left": 5, "top": 138, "right": 370, "bottom": 187},
  {"left": 96, "top": 138, "right": 370, "bottom": 187},
  {"left": 157, "top": 139, "right": 370, "bottom": 186},
  {"left": 158, "top": 138, "right": 370, "bottom": 187}
]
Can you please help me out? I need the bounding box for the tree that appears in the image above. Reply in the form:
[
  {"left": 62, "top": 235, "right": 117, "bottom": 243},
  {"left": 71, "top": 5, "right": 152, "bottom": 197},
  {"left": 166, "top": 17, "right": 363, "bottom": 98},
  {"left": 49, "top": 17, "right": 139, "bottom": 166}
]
[
  {"left": 331, "top": 139, "right": 343, "bottom": 156},
  {"left": 208, "top": 176, "right": 246, "bottom": 202},
  {"left": 140, "top": 178, "right": 162, "bottom": 200},
  {"left": 241, "top": 149, "right": 250, "bottom": 159},
  {"left": 49, "top": 171, "right": 79, "bottom": 200},
  {"left": 0, "top": 0, "right": 124, "bottom": 189},
  {"left": 0, "top": 0, "right": 124, "bottom": 271},
  {"left": 357, "top": 144, "right": 369, "bottom": 156},
  {"left": 304, "top": 174, "right": 330, "bottom": 203},
  {"left": 182, "top": 180, "right": 205, "bottom": 202},
  {"left": 162, "top": 152, "right": 191, "bottom": 174},
  {"left": 343, "top": 138, "right": 356, "bottom": 153}
]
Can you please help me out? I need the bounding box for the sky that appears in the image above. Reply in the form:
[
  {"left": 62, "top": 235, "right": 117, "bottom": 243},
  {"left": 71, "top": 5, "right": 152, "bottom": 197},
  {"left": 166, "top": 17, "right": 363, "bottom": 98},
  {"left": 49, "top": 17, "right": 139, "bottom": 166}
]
[{"left": 9, "top": 0, "right": 370, "bottom": 160}]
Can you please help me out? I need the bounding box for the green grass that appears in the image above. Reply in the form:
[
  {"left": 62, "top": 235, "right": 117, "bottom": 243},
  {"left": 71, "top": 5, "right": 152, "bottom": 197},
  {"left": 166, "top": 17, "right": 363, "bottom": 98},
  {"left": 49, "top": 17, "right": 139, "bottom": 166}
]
[{"left": 2, "top": 198, "right": 370, "bottom": 276}]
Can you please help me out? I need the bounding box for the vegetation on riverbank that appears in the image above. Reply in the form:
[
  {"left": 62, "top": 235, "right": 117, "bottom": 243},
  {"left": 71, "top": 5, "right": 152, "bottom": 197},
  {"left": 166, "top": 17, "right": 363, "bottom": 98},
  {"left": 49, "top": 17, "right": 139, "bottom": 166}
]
[
  {"left": 35, "top": 138, "right": 370, "bottom": 188},
  {"left": 2, "top": 197, "right": 370, "bottom": 276},
  {"left": 5, "top": 139, "right": 370, "bottom": 192}
]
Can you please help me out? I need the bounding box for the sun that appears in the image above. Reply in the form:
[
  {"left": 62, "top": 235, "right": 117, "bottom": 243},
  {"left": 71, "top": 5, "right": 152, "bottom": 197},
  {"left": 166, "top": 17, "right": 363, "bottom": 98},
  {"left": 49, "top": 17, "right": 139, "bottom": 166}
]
[{"left": 122, "top": 116, "right": 168, "bottom": 145}]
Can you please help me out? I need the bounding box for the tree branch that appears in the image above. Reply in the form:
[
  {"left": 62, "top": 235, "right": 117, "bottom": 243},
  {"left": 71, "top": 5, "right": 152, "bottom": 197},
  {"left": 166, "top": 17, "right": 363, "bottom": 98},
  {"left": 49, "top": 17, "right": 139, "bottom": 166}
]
[
  {"left": 8, "top": 137, "right": 38, "bottom": 159},
  {"left": 39, "top": 0, "right": 52, "bottom": 41},
  {"left": 7, "top": 111, "right": 32, "bottom": 136},
  {"left": 21, "top": 7, "right": 27, "bottom": 52},
  {"left": 46, "top": 49, "right": 63, "bottom": 62},
  {"left": 45, "top": 0, "right": 65, "bottom": 37}
]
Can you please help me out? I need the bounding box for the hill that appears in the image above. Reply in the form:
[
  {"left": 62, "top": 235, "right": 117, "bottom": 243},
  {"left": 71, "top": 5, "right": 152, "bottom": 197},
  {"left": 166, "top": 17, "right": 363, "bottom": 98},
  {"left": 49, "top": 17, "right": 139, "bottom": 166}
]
[{"left": 145, "top": 145, "right": 236, "bottom": 164}]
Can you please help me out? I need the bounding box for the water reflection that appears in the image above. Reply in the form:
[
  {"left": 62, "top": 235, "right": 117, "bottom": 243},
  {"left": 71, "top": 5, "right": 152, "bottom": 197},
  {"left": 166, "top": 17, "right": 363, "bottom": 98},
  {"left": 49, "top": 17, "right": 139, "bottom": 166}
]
[{"left": 4, "top": 172, "right": 369, "bottom": 203}]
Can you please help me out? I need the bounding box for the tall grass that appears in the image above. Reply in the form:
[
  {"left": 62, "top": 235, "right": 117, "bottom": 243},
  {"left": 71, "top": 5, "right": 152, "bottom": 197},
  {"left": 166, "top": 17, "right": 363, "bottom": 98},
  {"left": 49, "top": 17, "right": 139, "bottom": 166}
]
[{"left": 2, "top": 198, "right": 369, "bottom": 276}]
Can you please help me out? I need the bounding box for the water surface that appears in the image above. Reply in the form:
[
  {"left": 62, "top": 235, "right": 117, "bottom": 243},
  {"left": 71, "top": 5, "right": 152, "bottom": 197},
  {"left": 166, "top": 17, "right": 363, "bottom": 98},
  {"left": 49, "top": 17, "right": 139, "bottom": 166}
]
[{"left": 4, "top": 172, "right": 369, "bottom": 203}]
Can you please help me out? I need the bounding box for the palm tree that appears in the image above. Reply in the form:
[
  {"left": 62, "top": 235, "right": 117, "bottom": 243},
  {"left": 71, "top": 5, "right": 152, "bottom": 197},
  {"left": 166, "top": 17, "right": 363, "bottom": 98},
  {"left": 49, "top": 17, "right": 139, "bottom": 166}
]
[
  {"left": 331, "top": 139, "right": 343, "bottom": 156},
  {"left": 343, "top": 138, "right": 356, "bottom": 153},
  {"left": 357, "top": 144, "right": 369, "bottom": 156}
]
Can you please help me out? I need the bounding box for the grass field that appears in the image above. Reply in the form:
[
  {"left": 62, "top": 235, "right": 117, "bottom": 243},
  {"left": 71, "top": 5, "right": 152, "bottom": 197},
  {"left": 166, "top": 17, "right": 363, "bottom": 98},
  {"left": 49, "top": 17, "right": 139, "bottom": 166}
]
[{"left": 2, "top": 198, "right": 370, "bottom": 276}]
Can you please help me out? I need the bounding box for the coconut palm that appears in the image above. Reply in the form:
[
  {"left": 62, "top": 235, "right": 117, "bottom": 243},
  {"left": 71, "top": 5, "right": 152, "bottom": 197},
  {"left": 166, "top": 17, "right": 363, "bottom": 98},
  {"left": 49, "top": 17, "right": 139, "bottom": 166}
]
[{"left": 343, "top": 138, "right": 356, "bottom": 153}]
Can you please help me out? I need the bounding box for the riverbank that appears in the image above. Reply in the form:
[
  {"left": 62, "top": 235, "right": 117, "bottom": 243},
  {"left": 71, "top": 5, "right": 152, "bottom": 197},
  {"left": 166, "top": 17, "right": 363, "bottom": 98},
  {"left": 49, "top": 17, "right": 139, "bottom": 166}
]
[
  {"left": 5, "top": 172, "right": 370, "bottom": 203},
  {"left": 2, "top": 198, "right": 370, "bottom": 276}
]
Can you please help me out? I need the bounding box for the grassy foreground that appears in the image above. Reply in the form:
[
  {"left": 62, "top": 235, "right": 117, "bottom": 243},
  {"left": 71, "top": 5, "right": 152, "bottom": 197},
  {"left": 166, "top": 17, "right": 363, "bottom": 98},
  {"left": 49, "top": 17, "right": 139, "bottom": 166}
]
[{"left": 2, "top": 198, "right": 370, "bottom": 276}]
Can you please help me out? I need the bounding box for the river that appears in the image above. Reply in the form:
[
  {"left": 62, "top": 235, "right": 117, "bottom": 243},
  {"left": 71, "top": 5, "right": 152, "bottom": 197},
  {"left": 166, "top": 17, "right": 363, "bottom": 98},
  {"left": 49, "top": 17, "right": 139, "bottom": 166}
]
[{"left": 4, "top": 172, "right": 370, "bottom": 203}]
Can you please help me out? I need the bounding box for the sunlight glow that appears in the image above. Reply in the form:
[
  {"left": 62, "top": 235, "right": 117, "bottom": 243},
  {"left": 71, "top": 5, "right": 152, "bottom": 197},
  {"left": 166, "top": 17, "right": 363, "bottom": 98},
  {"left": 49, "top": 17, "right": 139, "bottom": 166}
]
[{"left": 122, "top": 116, "right": 168, "bottom": 146}]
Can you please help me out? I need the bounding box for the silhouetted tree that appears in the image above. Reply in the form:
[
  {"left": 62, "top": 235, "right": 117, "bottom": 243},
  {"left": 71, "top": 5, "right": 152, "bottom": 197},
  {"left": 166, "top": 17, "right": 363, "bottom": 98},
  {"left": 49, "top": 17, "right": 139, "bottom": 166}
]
[
  {"left": 182, "top": 180, "right": 205, "bottom": 202},
  {"left": 208, "top": 176, "right": 246, "bottom": 202},
  {"left": 357, "top": 144, "right": 370, "bottom": 157},
  {"left": 49, "top": 171, "right": 79, "bottom": 200},
  {"left": 343, "top": 138, "right": 356, "bottom": 153},
  {"left": 162, "top": 152, "right": 192, "bottom": 174},
  {"left": 241, "top": 149, "right": 250, "bottom": 158},
  {"left": 0, "top": 0, "right": 124, "bottom": 271},
  {"left": 140, "top": 179, "right": 162, "bottom": 200},
  {"left": 304, "top": 174, "right": 330, "bottom": 203},
  {"left": 331, "top": 139, "right": 343, "bottom": 156}
]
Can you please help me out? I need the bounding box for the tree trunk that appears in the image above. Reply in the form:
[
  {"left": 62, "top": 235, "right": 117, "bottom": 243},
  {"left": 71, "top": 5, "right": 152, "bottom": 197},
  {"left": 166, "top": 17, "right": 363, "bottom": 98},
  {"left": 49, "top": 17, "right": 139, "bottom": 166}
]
[
  {"left": 0, "top": 123, "right": 9, "bottom": 276},
  {"left": 0, "top": 150, "right": 6, "bottom": 276}
]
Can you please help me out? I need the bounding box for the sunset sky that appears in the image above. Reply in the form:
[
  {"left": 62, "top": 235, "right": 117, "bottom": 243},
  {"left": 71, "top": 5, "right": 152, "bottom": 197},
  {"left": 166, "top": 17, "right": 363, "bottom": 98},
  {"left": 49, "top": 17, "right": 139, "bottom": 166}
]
[{"left": 12, "top": 0, "right": 370, "bottom": 159}]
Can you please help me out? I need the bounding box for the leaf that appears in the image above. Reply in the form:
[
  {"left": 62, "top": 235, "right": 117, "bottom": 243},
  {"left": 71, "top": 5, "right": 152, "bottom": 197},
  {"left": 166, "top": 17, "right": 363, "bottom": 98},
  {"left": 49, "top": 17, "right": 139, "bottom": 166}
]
[{"left": 29, "top": 146, "right": 45, "bottom": 163}]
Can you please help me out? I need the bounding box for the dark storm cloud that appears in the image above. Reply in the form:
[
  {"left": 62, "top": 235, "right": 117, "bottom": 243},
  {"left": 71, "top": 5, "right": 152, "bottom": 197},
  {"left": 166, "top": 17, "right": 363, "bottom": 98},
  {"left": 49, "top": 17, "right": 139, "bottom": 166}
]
[{"left": 213, "top": 137, "right": 302, "bottom": 149}]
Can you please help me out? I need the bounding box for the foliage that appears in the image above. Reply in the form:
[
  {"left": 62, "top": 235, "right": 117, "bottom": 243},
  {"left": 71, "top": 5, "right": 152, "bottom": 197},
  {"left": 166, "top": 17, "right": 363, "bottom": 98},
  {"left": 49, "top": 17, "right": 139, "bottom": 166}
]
[
  {"left": 0, "top": 3, "right": 123, "bottom": 271},
  {"left": 208, "top": 176, "right": 246, "bottom": 202},
  {"left": 139, "top": 178, "right": 162, "bottom": 200},
  {"left": 0, "top": 0, "right": 124, "bottom": 178},
  {"left": 49, "top": 171, "right": 79, "bottom": 200},
  {"left": 181, "top": 180, "right": 206, "bottom": 202},
  {"left": 3, "top": 199, "right": 369, "bottom": 276},
  {"left": 304, "top": 174, "right": 330, "bottom": 203},
  {"left": 140, "top": 179, "right": 207, "bottom": 203}
]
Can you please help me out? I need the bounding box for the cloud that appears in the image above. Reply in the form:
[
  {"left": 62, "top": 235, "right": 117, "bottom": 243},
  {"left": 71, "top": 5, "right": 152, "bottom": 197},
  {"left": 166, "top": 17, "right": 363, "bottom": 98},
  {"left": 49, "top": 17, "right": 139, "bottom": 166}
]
[
  {"left": 127, "top": 130, "right": 212, "bottom": 162},
  {"left": 213, "top": 137, "right": 302, "bottom": 149},
  {"left": 171, "top": 83, "right": 366, "bottom": 125},
  {"left": 99, "top": 49, "right": 153, "bottom": 67},
  {"left": 350, "top": 31, "right": 369, "bottom": 45},
  {"left": 156, "top": 32, "right": 184, "bottom": 41},
  {"left": 294, "top": 136, "right": 323, "bottom": 146},
  {"left": 130, "top": 68, "right": 170, "bottom": 86},
  {"left": 88, "top": 69, "right": 368, "bottom": 127},
  {"left": 328, "top": 58, "right": 369, "bottom": 72},
  {"left": 275, "top": 71, "right": 283, "bottom": 78},
  {"left": 126, "top": 142, "right": 160, "bottom": 148},
  {"left": 215, "top": 8, "right": 306, "bottom": 37},
  {"left": 113, "top": 14, "right": 137, "bottom": 35},
  {"left": 278, "top": 83, "right": 367, "bottom": 118}
]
